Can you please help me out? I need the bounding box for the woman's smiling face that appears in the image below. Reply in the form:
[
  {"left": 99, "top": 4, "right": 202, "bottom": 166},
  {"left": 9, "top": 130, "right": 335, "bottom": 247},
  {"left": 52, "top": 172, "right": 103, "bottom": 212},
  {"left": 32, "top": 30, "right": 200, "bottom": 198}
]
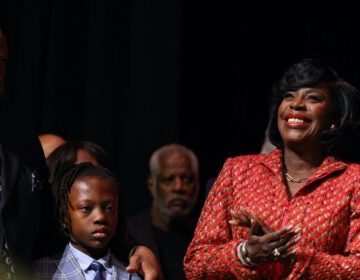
[{"left": 277, "top": 82, "right": 334, "bottom": 147}]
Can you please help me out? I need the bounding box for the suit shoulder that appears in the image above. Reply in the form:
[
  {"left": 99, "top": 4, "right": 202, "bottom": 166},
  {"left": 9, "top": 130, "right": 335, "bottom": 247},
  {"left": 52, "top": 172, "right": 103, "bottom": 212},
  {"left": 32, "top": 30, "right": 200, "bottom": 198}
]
[{"left": 226, "top": 153, "right": 268, "bottom": 167}]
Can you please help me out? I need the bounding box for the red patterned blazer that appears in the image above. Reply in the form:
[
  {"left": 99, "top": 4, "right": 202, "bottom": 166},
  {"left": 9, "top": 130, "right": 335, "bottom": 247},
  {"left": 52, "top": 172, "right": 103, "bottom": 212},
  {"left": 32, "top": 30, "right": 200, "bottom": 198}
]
[{"left": 184, "top": 149, "right": 360, "bottom": 279}]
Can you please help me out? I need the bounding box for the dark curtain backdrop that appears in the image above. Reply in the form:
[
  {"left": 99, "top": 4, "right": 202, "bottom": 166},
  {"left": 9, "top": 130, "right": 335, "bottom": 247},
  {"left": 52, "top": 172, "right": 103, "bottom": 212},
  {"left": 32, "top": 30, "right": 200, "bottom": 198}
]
[{"left": 1, "top": 0, "right": 360, "bottom": 215}]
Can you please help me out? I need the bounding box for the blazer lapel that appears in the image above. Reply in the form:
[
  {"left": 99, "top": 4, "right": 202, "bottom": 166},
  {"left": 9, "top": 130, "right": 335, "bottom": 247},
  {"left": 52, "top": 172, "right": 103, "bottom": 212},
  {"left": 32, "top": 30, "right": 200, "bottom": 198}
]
[{"left": 56, "top": 244, "right": 86, "bottom": 280}]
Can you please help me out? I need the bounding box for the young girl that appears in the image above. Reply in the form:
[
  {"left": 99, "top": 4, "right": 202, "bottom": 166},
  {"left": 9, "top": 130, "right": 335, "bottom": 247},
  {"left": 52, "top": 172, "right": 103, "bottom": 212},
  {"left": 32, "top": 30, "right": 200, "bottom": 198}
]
[{"left": 33, "top": 162, "right": 142, "bottom": 280}]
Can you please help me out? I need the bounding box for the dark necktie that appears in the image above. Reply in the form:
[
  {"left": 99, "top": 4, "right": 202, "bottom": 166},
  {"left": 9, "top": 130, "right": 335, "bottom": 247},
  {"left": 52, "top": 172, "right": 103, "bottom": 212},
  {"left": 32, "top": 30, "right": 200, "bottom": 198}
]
[{"left": 90, "top": 260, "right": 104, "bottom": 280}]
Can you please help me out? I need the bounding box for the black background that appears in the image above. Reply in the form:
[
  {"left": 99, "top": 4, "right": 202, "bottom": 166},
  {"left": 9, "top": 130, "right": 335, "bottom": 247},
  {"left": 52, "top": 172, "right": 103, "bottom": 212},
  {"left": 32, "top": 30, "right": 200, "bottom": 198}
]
[{"left": 1, "top": 0, "right": 360, "bottom": 215}]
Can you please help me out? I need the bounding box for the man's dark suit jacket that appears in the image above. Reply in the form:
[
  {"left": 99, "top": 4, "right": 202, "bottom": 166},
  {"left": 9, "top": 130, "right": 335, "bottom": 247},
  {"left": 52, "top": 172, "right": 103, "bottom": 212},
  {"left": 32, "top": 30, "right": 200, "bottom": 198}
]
[
  {"left": 0, "top": 129, "right": 55, "bottom": 276},
  {"left": 126, "top": 210, "right": 158, "bottom": 255},
  {"left": 126, "top": 209, "right": 194, "bottom": 280}
]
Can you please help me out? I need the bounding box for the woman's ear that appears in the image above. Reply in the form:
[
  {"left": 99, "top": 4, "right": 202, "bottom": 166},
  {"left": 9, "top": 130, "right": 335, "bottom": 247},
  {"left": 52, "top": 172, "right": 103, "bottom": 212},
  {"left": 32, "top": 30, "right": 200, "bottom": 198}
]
[{"left": 329, "top": 114, "right": 338, "bottom": 129}]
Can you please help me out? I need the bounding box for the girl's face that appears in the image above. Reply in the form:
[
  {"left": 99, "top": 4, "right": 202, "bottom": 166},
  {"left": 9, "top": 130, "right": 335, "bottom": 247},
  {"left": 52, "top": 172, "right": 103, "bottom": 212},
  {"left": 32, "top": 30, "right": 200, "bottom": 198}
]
[
  {"left": 277, "top": 82, "right": 334, "bottom": 148},
  {"left": 67, "top": 176, "right": 118, "bottom": 259}
]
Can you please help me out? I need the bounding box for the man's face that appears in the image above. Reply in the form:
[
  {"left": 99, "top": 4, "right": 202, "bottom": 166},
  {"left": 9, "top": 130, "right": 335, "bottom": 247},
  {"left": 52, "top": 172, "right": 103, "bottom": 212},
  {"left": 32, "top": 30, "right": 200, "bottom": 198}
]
[
  {"left": 148, "top": 152, "right": 199, "bottom": 219},
  {"left": 0, "top": 29, "right": 7, "bottom": 98}
]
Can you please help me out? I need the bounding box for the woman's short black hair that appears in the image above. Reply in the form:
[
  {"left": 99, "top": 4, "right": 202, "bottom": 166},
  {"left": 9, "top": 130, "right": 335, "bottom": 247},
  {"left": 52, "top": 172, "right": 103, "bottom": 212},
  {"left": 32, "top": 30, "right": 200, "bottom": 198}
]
[
  {"left": 268, "top": 58, "right": 360, "bottom": 162},
  {"left": 53, "top": 162, "right": 127, "bottom": 248},
  {"left": 47, "top": 140, "right": 112, "bottom": 188}
]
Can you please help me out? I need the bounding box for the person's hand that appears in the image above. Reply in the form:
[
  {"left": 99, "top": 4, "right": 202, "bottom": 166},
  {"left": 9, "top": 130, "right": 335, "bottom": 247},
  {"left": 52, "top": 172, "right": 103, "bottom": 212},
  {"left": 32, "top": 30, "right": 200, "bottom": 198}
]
[
  {"left": 247, "top": 218, "right": 299, "bottom": 265},
  {"left": 126, "top": 245, "right": 163, "bottom": 280},
  {"left": 229, "top": 208, "right": 252, "bottom": 228},
  {"left": 229, "top": 208, "right": 300, "bottom": 265}
]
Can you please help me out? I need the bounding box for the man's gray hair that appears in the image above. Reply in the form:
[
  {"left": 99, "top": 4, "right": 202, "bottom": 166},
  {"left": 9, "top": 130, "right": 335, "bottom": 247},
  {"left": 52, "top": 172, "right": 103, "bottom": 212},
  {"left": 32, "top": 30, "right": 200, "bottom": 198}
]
[{"left": 149, "top": 143, "right": 199, "bottom": 180}]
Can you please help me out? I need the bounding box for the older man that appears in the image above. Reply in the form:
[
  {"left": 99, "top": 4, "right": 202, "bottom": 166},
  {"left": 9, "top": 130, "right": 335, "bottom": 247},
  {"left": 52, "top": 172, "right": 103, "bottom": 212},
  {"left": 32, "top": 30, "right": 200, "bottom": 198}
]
[{"left": 127, "top": 143, "right": 201, "bottom": 280}]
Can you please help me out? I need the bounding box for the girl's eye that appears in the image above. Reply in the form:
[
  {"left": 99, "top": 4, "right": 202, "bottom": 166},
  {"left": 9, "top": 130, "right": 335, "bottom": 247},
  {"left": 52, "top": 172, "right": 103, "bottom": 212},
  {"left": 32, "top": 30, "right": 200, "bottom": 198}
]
[
  {"left": 106, "top": 205, "right": 114, "bottom": 212},
  {"left": 80, "top": 206, "right": 91, "bottom": 212}
]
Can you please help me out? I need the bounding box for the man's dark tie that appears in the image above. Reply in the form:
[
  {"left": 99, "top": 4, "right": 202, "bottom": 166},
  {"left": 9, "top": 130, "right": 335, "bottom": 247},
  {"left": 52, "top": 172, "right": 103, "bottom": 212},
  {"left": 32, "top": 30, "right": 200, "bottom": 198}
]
[{"left": 90, "top": 260, "right": 104, "bottom": 280}]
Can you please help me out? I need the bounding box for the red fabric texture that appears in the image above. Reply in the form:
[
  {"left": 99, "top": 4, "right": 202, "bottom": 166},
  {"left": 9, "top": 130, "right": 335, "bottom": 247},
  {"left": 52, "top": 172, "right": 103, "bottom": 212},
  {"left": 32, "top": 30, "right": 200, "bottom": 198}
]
[{"left": 184, "top": 149, "right": 360, "bottom": 279}]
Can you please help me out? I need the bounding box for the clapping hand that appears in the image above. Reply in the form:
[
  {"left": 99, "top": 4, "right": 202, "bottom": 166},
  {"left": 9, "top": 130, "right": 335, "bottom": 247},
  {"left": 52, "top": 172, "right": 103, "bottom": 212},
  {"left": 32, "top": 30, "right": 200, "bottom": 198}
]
[{"left": 229, "top": 208, "right": 300, "bottom": 265}]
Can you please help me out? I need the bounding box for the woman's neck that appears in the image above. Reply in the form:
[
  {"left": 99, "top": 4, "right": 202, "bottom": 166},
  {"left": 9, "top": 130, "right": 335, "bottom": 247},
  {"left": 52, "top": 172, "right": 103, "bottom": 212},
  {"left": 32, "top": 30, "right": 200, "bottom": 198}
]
[
  {"left": 282, "top": 146, "right": 325, "bottom": 198},
  {"left": 283, "top": 146, "right": 324, "bottom": 174}
]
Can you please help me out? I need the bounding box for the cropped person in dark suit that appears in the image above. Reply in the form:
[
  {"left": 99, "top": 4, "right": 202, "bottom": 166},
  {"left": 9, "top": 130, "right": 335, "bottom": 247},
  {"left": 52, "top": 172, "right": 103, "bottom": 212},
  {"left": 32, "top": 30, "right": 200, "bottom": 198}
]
[
  {"left": 126, "top": 143, "right": 200, "bottom": 280},
  {"left": 0, "top": 125, "right": 54, "bottom": 280}
]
